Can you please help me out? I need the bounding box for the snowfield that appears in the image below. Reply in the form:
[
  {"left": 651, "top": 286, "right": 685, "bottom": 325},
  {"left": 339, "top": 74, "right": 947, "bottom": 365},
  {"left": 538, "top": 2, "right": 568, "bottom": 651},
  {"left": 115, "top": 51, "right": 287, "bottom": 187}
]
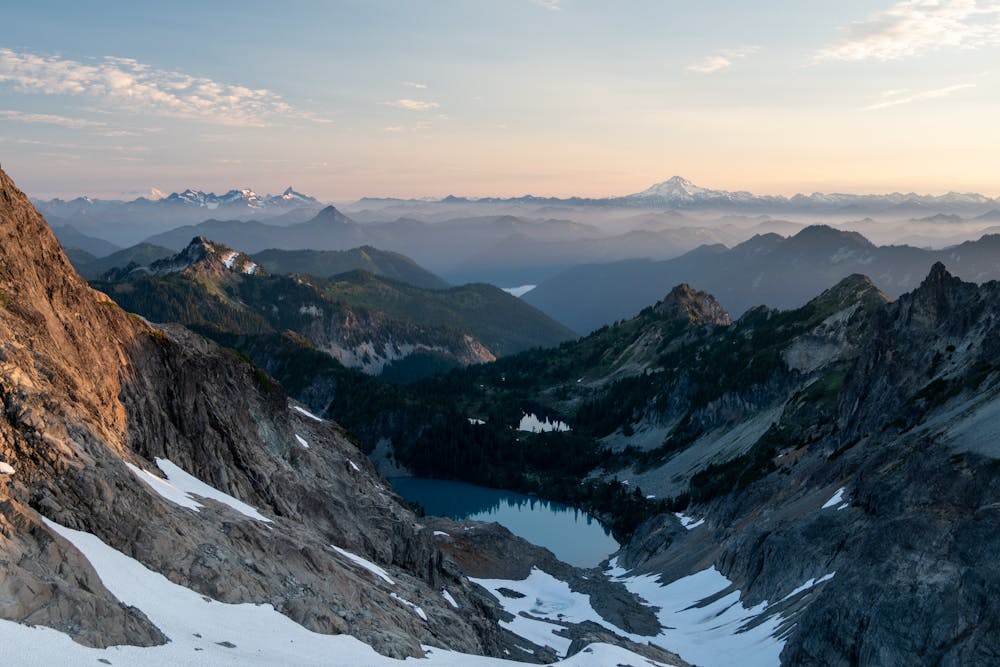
[{"left": 0, "top": 518, "right": 675, "bottom": 667}]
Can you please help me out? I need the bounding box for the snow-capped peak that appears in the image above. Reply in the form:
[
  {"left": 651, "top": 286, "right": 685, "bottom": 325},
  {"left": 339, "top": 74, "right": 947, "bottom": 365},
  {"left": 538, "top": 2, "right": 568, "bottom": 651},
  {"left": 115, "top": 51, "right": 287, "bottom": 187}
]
[
  {"left": 631, "top": 176, "right": 722, "bottom": 201},
  {"left": 281, "top": 186, "right": 311, "bottom": 201},
  {"left": 158, "top": 186, "right": 319, "bottom": 210}
]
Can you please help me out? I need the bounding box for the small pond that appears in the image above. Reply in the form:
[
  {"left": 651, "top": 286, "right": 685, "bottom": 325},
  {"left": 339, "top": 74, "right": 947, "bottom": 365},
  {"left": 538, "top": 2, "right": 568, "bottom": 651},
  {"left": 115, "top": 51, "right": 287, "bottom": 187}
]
[{"left": 389, "top": 477, "right": 619, "bottom": 568}]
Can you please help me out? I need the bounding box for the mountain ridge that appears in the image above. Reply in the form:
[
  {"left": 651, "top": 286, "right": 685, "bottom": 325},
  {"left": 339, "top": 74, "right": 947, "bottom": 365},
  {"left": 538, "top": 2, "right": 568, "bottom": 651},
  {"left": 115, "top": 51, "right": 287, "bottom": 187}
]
[{"left": 525, "top": 224, "right": 1000, "bottom": 334}]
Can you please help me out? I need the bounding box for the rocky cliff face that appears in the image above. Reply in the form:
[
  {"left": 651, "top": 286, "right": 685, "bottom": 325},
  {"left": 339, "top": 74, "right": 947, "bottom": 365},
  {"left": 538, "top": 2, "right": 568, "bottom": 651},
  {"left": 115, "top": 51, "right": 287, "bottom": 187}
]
[
  {"left": 653, "top": 283, "right": 732, "bottom": 327},
  {"left": 615, "top": 264, "right": 1000, "bottom": 665},
  {"left": 0, "top": 167, "right": 505, "bottom": 658}
]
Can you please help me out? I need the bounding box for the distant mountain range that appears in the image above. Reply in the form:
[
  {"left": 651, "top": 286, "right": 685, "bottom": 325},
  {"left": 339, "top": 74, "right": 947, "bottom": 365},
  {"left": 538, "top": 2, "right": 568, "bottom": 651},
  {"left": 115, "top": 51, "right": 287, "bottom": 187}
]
[
  {"left": 35, "top": 176, "right": 1000, "bottom": 240},
  {"left": 362, "top": 175, "right": 999, "bottom": 217},
  {"left": 34, "top": 186, "right": 324, "bottom": 245},
  {"left": 40, "top": 178, "right": 1000, "bottom": 288},
  {"left": 524, "top": 225, "right": 1000, "bottom": 333}
]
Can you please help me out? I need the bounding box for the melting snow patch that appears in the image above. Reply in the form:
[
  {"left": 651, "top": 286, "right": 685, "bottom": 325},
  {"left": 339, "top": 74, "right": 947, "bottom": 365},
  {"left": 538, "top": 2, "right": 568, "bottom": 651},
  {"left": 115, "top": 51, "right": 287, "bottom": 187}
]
[
  {"left": 299, "top": 304, "right": 322, "bottom": 317},
  {"left": 154, "top": 459, "right": 271, "bottom": 523},
  {"left": 390, "top": 592, "right": 428, "bottom": 621},
  {"left": 433, "top": 530, "right": 450, "bottom": 537},
  {"left": 291, "top": 405, "right": 324, "bottom": 422},
  {"left": 674, "top": 512, "right": 705, "bottom": 530},
  {"left": 295, "top": 434, "right": 310, "bottom": 449},
  {"left": 613, "top": 566, "right": 784, "bottom": 667},
  {"left": 472, "top": 568, "right": 633, "bottom": 657},
  {"left": 822, "top": 487, "right": 846, "bottom": 510},
  {"left": 501, "top": 285, "right": 536, "bottom": 298},
  {"left": 518, "top": 413, "right": 570, "bottom": 433},
  {"left": 348, "top": 460, "right": 361, "bottom": 472},
  {"left": 442, "top": 589, "right": 459, "bottom": 608},
  {"left": 126, "top": 462, "right": 204, "bottom": 511},
  {"left": 331, "top": 546, "right": 395, "bottom": 584},
  {"left": 781, "top": 573, "right": 835, "bottom": 601},
  {"left": 0, "top": 462, "right": 14, "bottom": 475},
  {"left": 605, "top": 556, "right": 630, "bottom": 579}
]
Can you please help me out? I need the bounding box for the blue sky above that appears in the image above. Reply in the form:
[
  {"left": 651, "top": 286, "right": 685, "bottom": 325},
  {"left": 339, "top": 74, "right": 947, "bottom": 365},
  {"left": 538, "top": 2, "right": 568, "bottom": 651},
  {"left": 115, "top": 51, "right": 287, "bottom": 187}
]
[{"left": 0, "top": 0, "right": 997, "bottom": 199}]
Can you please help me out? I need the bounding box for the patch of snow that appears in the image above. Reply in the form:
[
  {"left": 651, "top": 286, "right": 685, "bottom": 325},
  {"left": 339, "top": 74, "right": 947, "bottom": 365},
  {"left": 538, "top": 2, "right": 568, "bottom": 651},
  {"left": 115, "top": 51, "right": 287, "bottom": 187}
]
[
  {"left": 781, "top": 573, "right": 836, "bottom": 601},
  {"left": 821, "top": 487, "right": 846, "bottom": 510},
  {"left": 518, "top": 413, "right": 570, "bottom": 433},
  {"left": 472, "top": 568, "right": 635, "bottom": 657},
  {"left": 243, "top": 262, "right": 258, "bottom": 275},
  {"left": 126, "top": 462, "right": 203, "bottom": 512},
  {"left": 433, "top": 531, "right": 450, "bottom": 537},
  {"left": 28, "top": 518, "right": 666, "bottom": 666},
  {"left": 390, "top": 592, "right": 428, "bottom": 621},
  {"left": 291, "top": 404, "right": 324, "bottom": 422},
  {"left": 221, "top": 250, "right": 238, "bottom": 269},
  {"left": 501, "top": 285, "right": 536, "bottom": 298},
  {"left": 605, "top": 556, "right": 629, "bottom": 578},
  {"left": 442, "top": 589, "right": 459, "bottom": 608},
  {"left": 612, "top": 566, "right": 785, "bottom": 667},
  {"left": 674, "top": 512, "right": 705, "bottom": 530},
  {"left": 154, "top": 459, "right": 271, "bottom": 523},
  {"left": 0, "top": 462, "right": 14, "bottom": 475},
  {"left": 348, "top": 460, "right": 361, "bottom": 472},
  {"left": 331, "top": 545, "right": 395, "bottom": 585},
  {"left": 295, "top": 434, "right": 310, "bottom": 449},
  {"left": 468, "top": 418, "right": 486, "bottom": 425},
  {"left": 299, "top": 304, "right": 322, "bottom": 317}
]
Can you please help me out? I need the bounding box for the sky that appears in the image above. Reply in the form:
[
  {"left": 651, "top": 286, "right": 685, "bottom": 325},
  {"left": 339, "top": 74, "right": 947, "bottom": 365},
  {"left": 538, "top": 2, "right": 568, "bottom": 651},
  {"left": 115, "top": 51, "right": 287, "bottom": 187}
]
[{"left": 0, "top": 0, "right": 997, "bottom": 200}]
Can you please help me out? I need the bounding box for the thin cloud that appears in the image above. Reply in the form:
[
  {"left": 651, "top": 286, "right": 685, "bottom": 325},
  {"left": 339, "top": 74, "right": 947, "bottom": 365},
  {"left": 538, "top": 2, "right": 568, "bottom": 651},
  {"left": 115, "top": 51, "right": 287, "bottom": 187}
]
[
  {"left": 403, "top": 81, "right": 428, "bottom": 89},
  {"left": 687, "top": 46, "right": 760, "bottom": 74},
  {"left": 688, "top": 56, "right": 733, "bottom": 74},
  {"left": 532, "top": 0, "right": 561, "bottom": 10},
  {"left": 816, "top": 0, "right": 1000, "bottom": 62},
  {"left": 384, "top": 99, "right": 440, "bottom": 111},
  {"left": 0, "top": 48, "right": 332, "bottom": 127},
  {"left": 863, "top": 82, "right": 976, "bottom": 109},
  {"left": 383, "top": 125, "right": 404, "bottom": 132},
  {"left": 97, "top": 129, "right": 145, "bottom": 137},
  {"left": 0, "top": 109, "right": 106, "bottom": 128}
]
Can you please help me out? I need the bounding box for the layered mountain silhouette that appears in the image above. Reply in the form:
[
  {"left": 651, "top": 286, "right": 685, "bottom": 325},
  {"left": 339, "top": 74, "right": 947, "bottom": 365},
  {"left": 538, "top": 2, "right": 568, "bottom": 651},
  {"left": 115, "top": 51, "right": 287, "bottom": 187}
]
[
  {"left": 90, "top": 236, "right": 574, "bottom": 380},
  {"left": 525, "top": 225, "right": 1000, "bottom": 333}
]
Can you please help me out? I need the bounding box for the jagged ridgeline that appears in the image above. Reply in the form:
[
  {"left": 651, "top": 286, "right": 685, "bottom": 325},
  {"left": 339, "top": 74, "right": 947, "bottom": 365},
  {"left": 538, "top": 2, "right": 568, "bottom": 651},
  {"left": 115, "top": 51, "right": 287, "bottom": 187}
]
[{"left": 89, "top": 237, "right": 573, "bottom": 383}]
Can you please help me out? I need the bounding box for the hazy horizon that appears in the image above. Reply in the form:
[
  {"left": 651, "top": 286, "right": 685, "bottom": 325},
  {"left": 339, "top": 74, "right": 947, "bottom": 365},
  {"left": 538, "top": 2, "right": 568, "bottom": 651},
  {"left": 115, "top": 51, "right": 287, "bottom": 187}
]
[{"left": 2, "top": 1, "right": 998, "bottom": 200}]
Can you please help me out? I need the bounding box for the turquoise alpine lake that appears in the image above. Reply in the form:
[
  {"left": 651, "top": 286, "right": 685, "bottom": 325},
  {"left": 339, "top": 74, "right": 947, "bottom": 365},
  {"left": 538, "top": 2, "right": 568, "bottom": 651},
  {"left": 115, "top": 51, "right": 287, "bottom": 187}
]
[{"left": 388, "top": 477, "right": 619, "bottom": 568}]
